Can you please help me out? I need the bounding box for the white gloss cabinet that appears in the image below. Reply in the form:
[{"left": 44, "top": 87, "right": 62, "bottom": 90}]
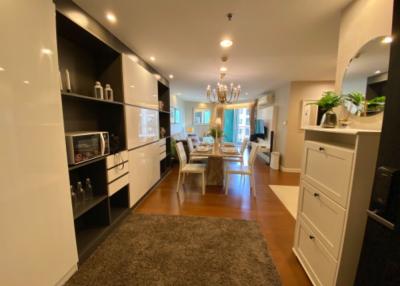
[
  {"left": 128, "top": 142, "right": 160, "bottom": 207},
  {"left": 0, "top": 1, "right": 78, "bottom": 285},
  {"left": 293, "top": 127, "right": 380, "bottom": 286},
  {"left": 122, "top": 54, "right": 158, "bottom": 109},
  {"left": 125, "top": 105, "right": 159, "bottom": 149}
]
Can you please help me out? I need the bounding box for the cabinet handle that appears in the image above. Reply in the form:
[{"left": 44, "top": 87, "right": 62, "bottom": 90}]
[
  {"left": 309, "top": 235, "right": 315, "bottom": 240},
  {"left": 313, "top": 193, "right": 320, "bottom": 198},
  {"left": 319, "top": 147, "right": 325, "bottom": 151}
]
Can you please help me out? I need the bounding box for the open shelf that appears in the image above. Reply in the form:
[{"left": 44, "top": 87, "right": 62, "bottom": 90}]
[
  {"left": 68, "top": 156, "right": 106, "bottom": 171},
  {"left": 109, "top": 186, "right": 130, "bottom": 223},
  {"left": 62, "top": 92, "right": 124, "bottom": 106},
  {"left": 73, "top": 195, "right": 107, "bottom": 220}
]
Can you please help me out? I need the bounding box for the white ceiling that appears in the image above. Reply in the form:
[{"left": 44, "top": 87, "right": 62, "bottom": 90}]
[{"left": 74, "top": 0, "right": 352, "bottom": 102}]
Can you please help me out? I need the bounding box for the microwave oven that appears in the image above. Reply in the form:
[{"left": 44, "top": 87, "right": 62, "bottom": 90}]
[{"left": 65, "top": 131, "right": 110, "bottom": 165}]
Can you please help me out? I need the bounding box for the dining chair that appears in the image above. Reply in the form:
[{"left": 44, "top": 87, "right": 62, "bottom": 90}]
[
  {"left": 224, "top": 144, "right": 259, "bottom": 197},
  {"left": 187, "top": 137, "right": 208, "bottom": 163},
  {"left": 223, "top": 138, "right": 248, "bottom": 166},
  {"left": 176, "top": 142, "right": 206, "bottom": 195}
]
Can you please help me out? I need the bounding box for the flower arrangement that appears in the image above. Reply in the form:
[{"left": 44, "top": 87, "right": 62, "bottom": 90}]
[{"left": 208, "top": 127, "right": 223, "bottom": 139}]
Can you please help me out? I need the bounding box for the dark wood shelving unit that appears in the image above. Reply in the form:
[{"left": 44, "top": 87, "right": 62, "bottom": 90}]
[
  {"left": 56, "top": 10, "right": 130, "bottom": 262},
  {"left": 158, "top": 81, "right": 172, "bottom": 177}
]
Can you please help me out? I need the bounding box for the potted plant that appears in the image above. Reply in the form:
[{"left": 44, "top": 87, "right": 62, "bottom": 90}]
[
  {"left": 311, "top": 91, "right": 342, "bottom": 128},
  {"left": 208, "top": 127, "right": 223, "bottom": 147}
]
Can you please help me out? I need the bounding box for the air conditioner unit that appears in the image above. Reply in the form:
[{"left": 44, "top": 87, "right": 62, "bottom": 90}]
[{"left": 257, "top": 92, "right": 275, "bottom": 108}]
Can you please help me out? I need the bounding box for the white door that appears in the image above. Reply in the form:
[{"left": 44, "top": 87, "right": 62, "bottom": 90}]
[
  {"left": 122, "top": 54, "right": 158, "bottom": 109},
  {"left": 0, "top": 1, "right": 78, "bottom": 285}
]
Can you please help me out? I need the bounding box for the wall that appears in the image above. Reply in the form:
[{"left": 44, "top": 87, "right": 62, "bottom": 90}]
[
  {"left": 184, "top": 101, "right": 215, "bottom": 137},
  {"left": 335, "top": 0, "right": 393, "bottom": 129},
  {"left": 170, "top": 95, "right": 186, "bottom": 136},
  {"left": 273, "top": 84, "right": 291, "bottom": 164},
  {"left": 283, "top": 81, "right": 335, "bottom": 171}
]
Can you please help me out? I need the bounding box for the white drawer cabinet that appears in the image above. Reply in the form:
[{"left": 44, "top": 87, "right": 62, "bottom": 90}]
[
  {"left": 295, "top": 220, "right": 337, "bottom": 286},
  {"left": 107, "top": 162, "right": 129, "bottom": 183},
  {"left": 106, "top": 151, "right": 128, "bottom": 169},
  {"left": 106, "top": 151, "right": 129, "bottom": 196},
  {"left": 302, "top": 141, "right": 354, "bottom": 208},
  {"left": 294, "top": 127, "right": 380, "bottom": 286},
  {"left": 108, "top": 173, "right": 129, "bottom": 197},
  {"left": 299, "top": 181, "right": 345, "bottom": 259}
]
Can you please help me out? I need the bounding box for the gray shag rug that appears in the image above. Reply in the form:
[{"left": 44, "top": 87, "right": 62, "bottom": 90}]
[{"left": 66, "top": 213, "right": 281, "bottom": 286}]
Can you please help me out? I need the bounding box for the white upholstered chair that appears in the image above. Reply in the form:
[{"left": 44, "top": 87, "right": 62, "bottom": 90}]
[
  {"left": 176, "top": 142, "right": 206, "bottom": 194},
  {"left": 223, "top": 138, "right": 248, "bottom": 166},
  {"left": 224, "top": 144, "right": 259, "bottom": 197},
  {"left": 187, "top": 137, "right": 208, "bottom": 163}
]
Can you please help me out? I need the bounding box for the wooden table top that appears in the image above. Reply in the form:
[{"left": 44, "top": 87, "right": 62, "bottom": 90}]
[{"left": 191, "top": 145, "right": 242, "bottom": 158}]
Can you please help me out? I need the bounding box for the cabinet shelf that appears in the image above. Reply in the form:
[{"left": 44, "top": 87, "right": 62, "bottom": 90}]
[
  {"left": 62, "top": 92, "right": 124, "bottom": 106},
  {"left": 68, "top": 156, "right": 107, "bottom": 171},
  {"left": 76, "top": 225, "right": 109, "bottom": 260},
  {"left": 159, "top": 110, "right": 170, "bottom": 114},
  {"left": 73, "top": 195, "right": 108, "bottom": 219}
]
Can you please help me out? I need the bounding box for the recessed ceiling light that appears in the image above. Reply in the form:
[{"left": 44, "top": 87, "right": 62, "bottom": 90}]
[
  {"left": 0, "top": 67, "right": 5, "bottom": 72},
  {"left": 169, "top": 74, "right": 174, "bottom": 79},
  {"left": 23, "top": 80, "right": 30, "bottom": 84},
  {"left": 41, "top": 48, "right": 53, "bottom": 55},
  {"left": 150, "top": 56, "right": 156, "bottom": 62},
  {"left": 220, "top": 39, "right": 233, "bottom": 48},
  {"left": 375, "top": 70, "right": 381, "bottom": 74},
  {"left": 154, "top": 74, "right": 161, "bottom": 80},
  {"left": 220, "top": 67, "right": 228, "bottom": 72},
  {"left": 106, "top": 12, "right": 117, "bottom": 23},
  {"left": 177, "top": 92, "right": 182, "bottom": 96},
  {"left": 382, "top": 36, "right": 393, "bottom": 44},
  {"left": 130, "top": 85, "right": 135, "bottom": 88}
]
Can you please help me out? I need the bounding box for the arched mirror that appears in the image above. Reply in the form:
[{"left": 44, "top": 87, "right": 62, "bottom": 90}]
[{"left": 341, "top": 36, "right": 391, "bottom": 116}]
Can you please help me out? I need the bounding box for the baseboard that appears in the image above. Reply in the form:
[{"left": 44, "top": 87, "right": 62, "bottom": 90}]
[
  {"left": 280, "top": 166, "right": 301, "bottom": 173},
  {"left": 55, "top": 264, "right": 78, "bottom": 286}
]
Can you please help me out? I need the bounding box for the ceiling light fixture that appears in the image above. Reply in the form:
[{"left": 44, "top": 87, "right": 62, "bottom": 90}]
[
  {"left": 41, "top": 48, "right": 53, "bottom": 55},
  {"left": 382, "top": 36, "right": 393, "bottom": 44},
  {"left": 23, "top": 80, "right": 30, "bottom": 84},
  {"left": 0, "top": 67, "right": 5, "bottom": 72},
  {"left": 169, "top": 74, "right": 174, "bottom": 79},
  {"left": 206, "top": 73, "right": 240, "bottom": 104},
  {"left": 150, "top": 56, "right": 156, "bottom": 62},
  {"left": 220, "top": 39, "right": 233, "bottom": 48},
  {"left": 220, "top": 67, "right": 228, "bottom": 72},
  {"left": 106, "top": 12, "right": 117, "bottom": 23},
  {"left": 375, "top": 70, "right": 381, "bottom": 74}
]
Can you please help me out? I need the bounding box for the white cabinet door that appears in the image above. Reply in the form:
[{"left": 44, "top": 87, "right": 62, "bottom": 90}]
[
  {"left": 122, "top": 54, "right": 158, "bottom": 109},
  {"left": 0, "top": 1, "right": 78, "bottom": 285},
  {"left": 125, "top": 105, "right": 159, "bottom": 149},
  {"left": 299, "top": 181, "right": 346, "bottom": 259},
  {"left": 128, "top": 148, "right": 148, "bottom": 207},
  {"left": 302, "top": 141, "right": 354, "bottom": 208}
]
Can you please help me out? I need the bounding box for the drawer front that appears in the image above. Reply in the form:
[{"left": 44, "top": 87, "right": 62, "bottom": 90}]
[
  {"left": 106, "top": 151, "right": 128, "bottom": 169},
  {"left": 108, "top": 173, "right": 129, "bottom": 197},
  {"left": 296, "top": 219, "right": 337, "bottom": 286},
  {"left": 160, "top": 151, "right": 166, "bottom": 161},
  {"left": 159, "top": 144, "right": 166, "bottom": 154},
  {"left": 107, "top": 161, "right": 129, "bottom": 183},
  {"left": 299, "top": 180, "right": 346, "bottom": 259},
  {"left": 302, "top": 141, "right": 354, "bottom": 207}
]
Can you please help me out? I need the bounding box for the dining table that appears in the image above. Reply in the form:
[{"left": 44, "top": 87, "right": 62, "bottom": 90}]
[{"left": 191, "top": 143, "right": 243, "bottom": 186}]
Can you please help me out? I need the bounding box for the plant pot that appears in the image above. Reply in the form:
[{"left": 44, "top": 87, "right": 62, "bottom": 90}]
[{"left": 321, "top": 109, "right": 337, "bottom": 128}]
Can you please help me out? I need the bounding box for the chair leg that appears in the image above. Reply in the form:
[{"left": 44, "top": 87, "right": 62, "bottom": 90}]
[
  {"left": 202, "top": 172, "right": 205, "bottom": 195},
  {"left": 176, "top": 171, "right": 182, "bottom": 193},
  {"left": 225, "top": 173, "right": 230, "bottom": 195},
  {"left": 251, "top": 174, "right": 256, "bottom": 197},
  {"left": 182, "top": 173, "right": 186, "bottom": 185}
]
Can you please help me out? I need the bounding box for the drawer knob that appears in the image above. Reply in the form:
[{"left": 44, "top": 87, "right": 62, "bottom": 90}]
[
  {"left": 319, "top": 147, "right": 325, "bottom": 151},
  {"left": 313, "top": 193, "right": 320, "bottom": 197},
  {"left": 309, "top": 235, "right": 315, "bottom": 240}
]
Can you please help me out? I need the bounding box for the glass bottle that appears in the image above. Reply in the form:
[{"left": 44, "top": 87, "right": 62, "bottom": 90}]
[
  {"left": 76, "top": 181, "right": 85, "bottom": 202},
  {"left": 85, "top": 178, "right": 94, "bottom": 200},
  {"left": 70, "top": 185, "right": 77, "bottom": 209},
  {"left": 105, "top": 84, "right": 113, "bottom": 101},
  {"left": 94, "top": 81, "right": 104, "bottom": 99}
]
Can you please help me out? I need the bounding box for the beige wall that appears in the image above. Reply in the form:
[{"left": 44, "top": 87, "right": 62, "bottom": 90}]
[
  {"left": 283, "top": 81, "right": 335, "bottom": 170},
  {"left": 335, "top": 0, "right": 393, "bottom": 130},
  {"left": 184, "top": 101, "right": 215, "bottom": 136},
  {"left": 273, "top": 84, "right": 291, "bottom": 164}
]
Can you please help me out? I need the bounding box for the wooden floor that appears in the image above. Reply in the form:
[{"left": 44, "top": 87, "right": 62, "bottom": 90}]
[{"left": 135, "top": 155, "right": 311, "bottom": 286}]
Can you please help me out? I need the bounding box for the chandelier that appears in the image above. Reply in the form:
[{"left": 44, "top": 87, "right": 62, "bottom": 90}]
[{"left": 206, "top": 74, "right": 241, "bottom": 104}]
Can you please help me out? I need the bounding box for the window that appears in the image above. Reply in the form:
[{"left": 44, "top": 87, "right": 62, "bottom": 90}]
[
  {"left": 193, "top": 109, "right": 211, "bottom": 125},
  {"left": 170, "top": 107, "right": 180, "bottom": 124}
]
